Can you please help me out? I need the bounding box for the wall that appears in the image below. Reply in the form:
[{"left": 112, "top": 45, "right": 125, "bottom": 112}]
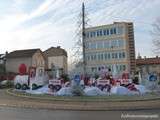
[
  {"left": 32, "top": 50, "right": 45, "bottom": 76},
  {"left": 48, "top": 55, "right": 68, "bottom": 74},
  {"left": 6, "top": 57, "right": 32, "bottom": 73}
]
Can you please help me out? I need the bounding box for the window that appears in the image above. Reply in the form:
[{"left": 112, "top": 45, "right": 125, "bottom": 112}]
[
  {"left": 110, "top": 28, "right": 113, "bottom": 35},
  {"left": 90, "top": 32, "right": 93, "bottom": 38},
  {"left": 91, "top": 42, "right": 96, "bottom": 49},
  {"left": 112, "top": 53, "right": 115, "bottom": 59},
  {"left": 118, "top": 39, "right": 124, "bottom": 47},
  {"left": 99, "top": 30, "right": 103, "bottom": 36},
  {"left": 123, "top": 65, "right": 126, "bottom": 71},
  {"left": 94, "top": 54, "right": 97, "bottom": 60},
  {"left": 90, "top": 32, "right": 95, "bottom": 38},
  {"left": 104, "top": 41, "right": 109, "bottom": 48},
  {"left": 111, "top": 40, "right": 115, "bottom": 48},
  {"left": 119, "top": 52, "right": 122, "bottom": 59},
  {"left": 105, "top": 53, "right": 108, "bottom": 60},
  {"left": 97, "top": 30, "right": 100, "bottom": 37},
  {"left": 86, "top": 32, "right": 89, "bottom": 38},
  {"left": 117, "top": 26, "right": 124, "bottom": 35},
  {"left": 91, "top": 67, "right": 97, "bottom": 72},
  {"left": 122, "top": 52, "right": 126, "bottom": 58},
  {"left": 98, "top": 53, "right": 101, "bottom": 60},
  {"left": 85, "top": 42, "right": 89, "bottom": 49},
  {"left": 107, "top": 29, "right": 109, "bottom": 35},
  {"left": 101, "top": 53, "right": 104, "bottom": 60},
  {"left": 113, "top": 28, "right": 116, "bottom": 34},
  {"left": 108, "top": 53, "right": 111, "bottom": 59},
  {"left": 97, "top": 42, "right": 103, "bottom": 49},
  {"left": 91, "top": 54, "right": 94, "bottom": 61},
  {"left": 115, "top": 53, "right": 118, "bottom": 59},
  {"left": 86, "top": 55, "right": 90, "bottom": 61},
  {"left": 103, "top": 29, "right": 106, "bottom": 35}
]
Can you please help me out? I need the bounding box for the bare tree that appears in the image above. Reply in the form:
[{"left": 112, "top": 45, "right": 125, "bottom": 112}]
[{"left": 151, "top": 18, "right": 160, "bottom": 55}]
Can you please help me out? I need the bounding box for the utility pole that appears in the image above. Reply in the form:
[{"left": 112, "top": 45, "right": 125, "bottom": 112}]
[{"left": 82, "top": 2, "right": 86, "bottom": 75}]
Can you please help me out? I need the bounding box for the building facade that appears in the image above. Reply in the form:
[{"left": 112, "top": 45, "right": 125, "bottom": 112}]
[
  {"left": 136, "top": 56, "right": 160, "bottom": 83},
  {"left": 43, "top": 46, "right": 68, "bottom": 74},
  {"left": 85, "top": 22, "right": 136, "bottom": 75},
  {"left": 6, "top": 49, "right": 45, "bottom": 74}
]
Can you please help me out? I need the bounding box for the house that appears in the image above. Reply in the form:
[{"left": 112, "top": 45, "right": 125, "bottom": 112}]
[
  {"left": 0, "top": 53, "right": 6, "bottom": 74},
  {"left": 6, "top": 49, "right": 45, "bottom": 74},
  {"left": 44, "top": 46, "right": 68, "bottom": 74},
  {"left": 136, "top": 56, "right": 160, "bottom": 84},
  {"left": 0, "top": 53, "right": 6, "bottom": 65}
]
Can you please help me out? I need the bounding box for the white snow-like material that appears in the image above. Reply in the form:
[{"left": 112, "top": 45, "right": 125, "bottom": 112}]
[
  {"left": 56, "top": 87, "right": 72, "bottom": 96},
  {"left": 14, "top": 75, "right": 28, "bottom": 85},
  {"left": 135, "top": 85, "right": 146, "bottom": 94},
  {"left": 111, "top": 86, "right": 131, "bottom": 95},
  {"left": 84, "top": 86, "right": 107, "bottom": 96},
  {"left": 26, "top": 85, "right": 49, "bottom": 94}
]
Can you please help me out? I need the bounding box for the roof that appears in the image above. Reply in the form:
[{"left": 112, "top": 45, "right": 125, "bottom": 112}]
[
  {"left": 44, "top": 46, "right": 67, "bottom": 57},
  {"left": 136, "top": 57, "right": 160, "bottom": 65},
  {"left": 85, "top": 21, "right": 133, "bottom": 31},
  {"left": 6, "top": 49, "right": 40, "bottom": 58}
]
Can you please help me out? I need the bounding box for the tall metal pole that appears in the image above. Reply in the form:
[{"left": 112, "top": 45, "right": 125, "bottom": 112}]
[{"left": 82, "top": 2, "right": 86, "bottom": 75}]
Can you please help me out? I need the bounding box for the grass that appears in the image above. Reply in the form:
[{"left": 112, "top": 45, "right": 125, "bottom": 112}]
[{"left": 7, "top": 88, "right": 160, "bottom": 102}]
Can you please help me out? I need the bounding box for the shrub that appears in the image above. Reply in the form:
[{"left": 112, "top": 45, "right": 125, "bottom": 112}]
[
  {"left": 71, "top": 85, "right": 84, "bottom": 96},
  {"left": 61, "top": 74, "right": 70, "bottom": 83}
]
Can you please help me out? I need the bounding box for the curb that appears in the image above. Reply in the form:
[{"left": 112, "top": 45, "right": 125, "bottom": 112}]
[
  {"left": 6, "top": 89, "right": 160, "bottom": 102},
  {"left": 3, "top": 89, "right": 160, "bottom": 111}
]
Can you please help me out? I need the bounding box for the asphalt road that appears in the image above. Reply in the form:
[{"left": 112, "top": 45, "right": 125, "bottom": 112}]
[{"left": 0, "top": 106, "right": 159, "bottom": 120}]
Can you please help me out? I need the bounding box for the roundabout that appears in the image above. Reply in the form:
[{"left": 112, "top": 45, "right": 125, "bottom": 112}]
[{"left": 1, "top": 88, "right": 160, "bottom": 111}]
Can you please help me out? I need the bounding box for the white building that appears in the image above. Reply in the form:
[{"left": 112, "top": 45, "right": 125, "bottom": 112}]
[{"left": 85, "top": 22, "right": 136, "bottom": 75}]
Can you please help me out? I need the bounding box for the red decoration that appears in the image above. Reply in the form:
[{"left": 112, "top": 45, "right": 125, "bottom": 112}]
[
  {"left": 122, "top": 72, "right": 129, "bottom": 79},
  {"left": 19, "top": 64, "right": 27, "bottom": 75}
]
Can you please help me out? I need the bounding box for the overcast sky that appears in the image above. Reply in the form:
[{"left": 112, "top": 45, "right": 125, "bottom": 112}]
[{"left": 0, "top": 0, "right": 160, "bottom": 60}]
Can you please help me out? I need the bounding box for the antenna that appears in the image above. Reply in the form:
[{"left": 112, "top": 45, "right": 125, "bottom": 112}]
[{"left": 82, "top": 2, "right": 86, "bottom": 75}]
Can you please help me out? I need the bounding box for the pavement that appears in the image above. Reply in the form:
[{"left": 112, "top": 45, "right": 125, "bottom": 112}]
[
  {"left": 0, "top": 107, "right": 160, "bottom": 120},
  {"left": 0, "top": 89, "right": 160, "bottom": 111}
]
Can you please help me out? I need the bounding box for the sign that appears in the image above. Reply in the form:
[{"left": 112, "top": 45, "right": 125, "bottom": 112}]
[
  {"left": 74, "top": 75, "right": 80, "bottom": 85},
  {"left": 149, "top": 74, "right": 157, "bottom": 81}
]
